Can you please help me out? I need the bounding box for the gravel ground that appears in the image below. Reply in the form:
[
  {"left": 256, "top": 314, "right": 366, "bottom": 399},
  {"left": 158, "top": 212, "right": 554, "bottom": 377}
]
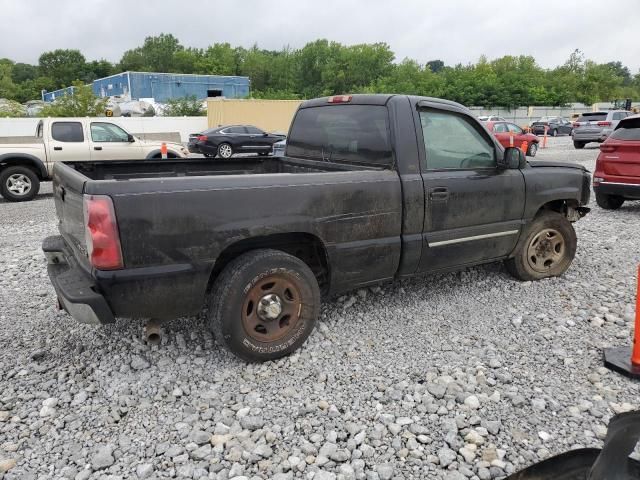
[{"left": 1, "top": 136, "right": 639, "bottom": 480}]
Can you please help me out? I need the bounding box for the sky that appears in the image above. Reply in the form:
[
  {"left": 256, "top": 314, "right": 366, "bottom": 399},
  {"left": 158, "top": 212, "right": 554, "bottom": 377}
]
[{"left": 1, "top": 0, "right": 639, "bottom": 71}]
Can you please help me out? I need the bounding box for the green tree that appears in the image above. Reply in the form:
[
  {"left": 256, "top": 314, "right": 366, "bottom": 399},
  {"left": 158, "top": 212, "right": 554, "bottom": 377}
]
[
  {"left": 426, "top": 60, "right": 445, "bottom": 73},
  {"left": 39, "top": 81, "right": 108, "bottom": 117},
  {"left": 0, "top": 62, "right": 17, "bottom": 99},
  {"left": 162, "top": 95, "right": 206, "bottom": 116},
  {"left": 39, "top": 49, "right": 87, "bottom": 88},
  {"left": 119, "top": 33, "right": 184, "bottom": 72}
]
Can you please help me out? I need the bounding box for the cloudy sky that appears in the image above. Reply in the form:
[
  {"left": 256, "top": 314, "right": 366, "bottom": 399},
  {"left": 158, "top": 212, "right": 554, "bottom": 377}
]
[{"left": 2, "top": 0, "right": 639, "bottom": 71}]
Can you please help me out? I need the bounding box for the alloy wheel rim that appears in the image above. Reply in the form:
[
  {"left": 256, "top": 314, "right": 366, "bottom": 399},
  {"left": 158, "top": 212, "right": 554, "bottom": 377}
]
[
  {"left": 220, "top": 144, "right": 232, "bottom": 158},
  {"left": 7, "top": 174, "right": 32, "bottom": 196}
]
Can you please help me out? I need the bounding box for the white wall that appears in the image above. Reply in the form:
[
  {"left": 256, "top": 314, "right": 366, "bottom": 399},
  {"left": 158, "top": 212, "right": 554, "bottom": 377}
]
[{"left": 0, "top": 116, "right": 208, "bottom": 142}]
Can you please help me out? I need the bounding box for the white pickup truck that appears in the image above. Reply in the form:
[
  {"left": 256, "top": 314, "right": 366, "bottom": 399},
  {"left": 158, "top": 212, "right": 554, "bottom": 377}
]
[{"left": 0, "top": 118, "right": 189, "bottom": 201}]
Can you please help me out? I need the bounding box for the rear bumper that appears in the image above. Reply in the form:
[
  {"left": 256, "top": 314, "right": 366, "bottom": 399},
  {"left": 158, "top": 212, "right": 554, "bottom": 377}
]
[
  {"left": 573, "top": 130, "right": 608, "bottom": 142},
  {"left": 187, "top": 143, "right": 200, "bottom": 153},
  {"left": 594, "top": 182, "right": 640, "bottom": 199},
  {"left": 43, "top": 235, "right": 115, "bottom": 325}
]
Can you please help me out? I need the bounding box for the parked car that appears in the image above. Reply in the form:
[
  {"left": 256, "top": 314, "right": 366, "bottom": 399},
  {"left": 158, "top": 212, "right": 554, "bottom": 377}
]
[
  {"left": 0, "top": 118, "right": 188, "bottom": 202},
  {"left": 572, "top": 110, "right": 632, "bottom": 149},
  {"left": 44, "top": 94, "right": 590, "bottom": 362},
  {"left": 188, "top": 125, "right": 285, "bottom": 158},
  {"left": 486, "top": 121, "right": 540, "bottom": 156},
  {"left": 478, "top": 115, "right": 506, "bottom": 122},
  {"left": 593, "top": 114, "right": 640, "bottom": 209},
  {"left": 530, "top": 117, "right": 573, "bottom": 136},
  {"left": 272, "top": 139, "right": 286, "bottom": 157}
]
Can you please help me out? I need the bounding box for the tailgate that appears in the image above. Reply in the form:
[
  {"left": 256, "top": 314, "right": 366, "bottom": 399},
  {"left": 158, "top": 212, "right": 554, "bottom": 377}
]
[
  {"left": 602, "top": 142, "right": 640, "bottom": 179},
  {"left": 52, "top": 163, "right": 89, "bottom": 261}
]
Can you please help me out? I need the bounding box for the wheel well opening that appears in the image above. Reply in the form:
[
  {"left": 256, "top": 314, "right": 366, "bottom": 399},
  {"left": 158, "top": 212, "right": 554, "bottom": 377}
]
[
  {"left": 0, "top": 159, "right": 44, "bottom": 180},
  {"left": 536, "top": 199, "right": 579, "bottom": 217},
  {"left": 207, "top": 233, "right": 330, "bottom": 294}
]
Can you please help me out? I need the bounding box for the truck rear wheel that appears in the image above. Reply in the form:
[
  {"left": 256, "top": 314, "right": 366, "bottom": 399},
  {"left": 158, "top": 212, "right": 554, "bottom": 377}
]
[
  {"left": 573, "top": 141, "right": 585, "bottom": 149},
  {"left": 0, "top": 166, "right": 40, "bottom": 202},
  {"left": 505, "top": 211, "right": 577, "bottom": 281},
  {"left": 207, "top": 249, "right": 320, "bottom": 362}
]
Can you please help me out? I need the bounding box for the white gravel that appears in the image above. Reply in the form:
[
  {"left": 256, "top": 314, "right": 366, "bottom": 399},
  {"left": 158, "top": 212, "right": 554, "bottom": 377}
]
[{"left": 1, "top": 136, "right": 639, "bottom": 480}]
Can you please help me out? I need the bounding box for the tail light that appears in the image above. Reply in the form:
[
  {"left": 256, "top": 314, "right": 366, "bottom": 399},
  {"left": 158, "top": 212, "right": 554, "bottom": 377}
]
[
  {"left": 572, "top": 122, "right": 580, "bottom": 127},
  {"left": 83, "top": 195, "right": 123, "bottom": 270},
  {"left": 197, "top": 135, "right": 208, "bottom": 141},
  {"left": 599, "top": 144, "right": 617, "bottom": 153},
  {"left": 597, "top": 121, "right": 612, "bottom": 127}
]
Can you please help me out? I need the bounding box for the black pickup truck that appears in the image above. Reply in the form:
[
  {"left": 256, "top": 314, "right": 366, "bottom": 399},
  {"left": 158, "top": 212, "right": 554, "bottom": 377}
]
[{"left": 44, "top": 94, "right": 591, "bottom": 361}]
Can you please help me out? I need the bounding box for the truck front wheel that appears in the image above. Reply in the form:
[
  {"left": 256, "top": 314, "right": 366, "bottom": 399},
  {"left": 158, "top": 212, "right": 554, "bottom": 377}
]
[
  {"left": 207, "top": 249, "right": 321, "bottom": 362},
  {"left": 505, "top": 211, "right": 577, "bottom": 281},
  {"left": 0, "top": 166, "right": 40, "bottom": 202}
]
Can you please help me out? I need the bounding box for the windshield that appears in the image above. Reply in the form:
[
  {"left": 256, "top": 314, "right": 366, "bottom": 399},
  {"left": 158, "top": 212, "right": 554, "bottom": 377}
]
[{"left": 287, "top": 105, "right": 393, "bottom": 167}]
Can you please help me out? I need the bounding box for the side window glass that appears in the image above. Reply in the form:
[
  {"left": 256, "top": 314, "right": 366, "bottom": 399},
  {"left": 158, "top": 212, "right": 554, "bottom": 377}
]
[
  {"left": 493, "top": 123, "right": 508, "bottom": 133},
  {"left": 419, "top": 109, "right": 496, "bottom": 170},
  {"left": 246, "top": 126, "right": 264, "bottom": 134},
  {"left": 51, "top": 122, "right": 84, "bottom": 142},
  {"left": 91, "top": 122, "right": 129, "bottom": 142},
  {"left": 507, "top": 123, "right": 523, "bottom": 134}
]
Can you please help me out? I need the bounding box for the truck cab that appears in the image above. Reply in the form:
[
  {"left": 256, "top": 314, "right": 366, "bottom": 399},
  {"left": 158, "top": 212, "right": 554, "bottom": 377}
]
[{"left": 0, "top": 118, "right": 189, "bottom": 202}]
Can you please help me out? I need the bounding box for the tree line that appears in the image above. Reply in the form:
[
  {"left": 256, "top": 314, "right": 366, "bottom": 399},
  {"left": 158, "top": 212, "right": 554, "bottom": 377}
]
[{"left": 1, "top": 33, "right": 639, "bottom": 108}]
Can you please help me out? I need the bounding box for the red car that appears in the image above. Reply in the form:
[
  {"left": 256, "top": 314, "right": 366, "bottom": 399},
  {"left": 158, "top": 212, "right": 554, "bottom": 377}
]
[
  {"left": 486, "top": 121, "right": 539, "bottom": 157},
  {"left": 593, "top": 114, "right": 640, "bottom": 209}
]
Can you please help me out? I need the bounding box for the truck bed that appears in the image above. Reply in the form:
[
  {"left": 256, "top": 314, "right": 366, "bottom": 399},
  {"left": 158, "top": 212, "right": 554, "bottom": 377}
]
[{"left": 65, "top": 156, "right": 377, "bottom": 181}]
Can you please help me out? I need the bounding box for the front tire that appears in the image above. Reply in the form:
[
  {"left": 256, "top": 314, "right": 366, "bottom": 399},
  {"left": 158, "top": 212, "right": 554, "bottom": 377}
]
[
  {"left": 595, "top": 192, "right": 624, "bottom": 210},
  {"left": 217, "top": 143, "right": 233, "bottom": 159},
  {"left": 551, "top": 128, "right": 558, "bottom": 137},
  {"left": 505, "top": 211, "right": 577, "bottom": 281},
  {"left": 0, "top": 166, "right": 40, "bottom": 202},
  {"left": 574, "top": 141, "right": 585, "bottom": 149},
  {"left": 207, "top": 249, "right": 321, "bottom": 362},
  {"left": 527, "top": 142, "right": 538, "bottom": 157}
]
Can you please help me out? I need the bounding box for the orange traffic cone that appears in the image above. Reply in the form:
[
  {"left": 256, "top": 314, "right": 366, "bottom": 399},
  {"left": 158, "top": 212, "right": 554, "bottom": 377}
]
[
  {"left": 509, "top": 132, "right": 514, "bottom": 147},
  {"left": 542, "top": 126, "right": 548, "bottom": 149},
  {"left": 604, "top": 265, "right": 640, "bottom": 378},
  {"left": 160, "top": 143, "right": 168, "bottom": 159},
  {"left": 521, "top": 141, "right": 528, "bottom": 155}
]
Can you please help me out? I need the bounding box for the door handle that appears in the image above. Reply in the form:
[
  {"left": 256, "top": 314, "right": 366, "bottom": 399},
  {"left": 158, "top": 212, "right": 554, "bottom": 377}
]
[
  {"left": 429, "top": 187, "right": 449, "bottom": 201},
  {"left": 53, "top": 146, "right": 62, "bottom": 151},
  {"left": 94, "top": 146, "right": 102, "bottom": 151}
]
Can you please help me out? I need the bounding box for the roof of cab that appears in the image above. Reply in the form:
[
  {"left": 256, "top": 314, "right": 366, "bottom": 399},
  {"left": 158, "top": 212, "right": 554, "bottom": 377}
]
[{"left": 300, "top": 94, "right": 469, "bottom": 112}]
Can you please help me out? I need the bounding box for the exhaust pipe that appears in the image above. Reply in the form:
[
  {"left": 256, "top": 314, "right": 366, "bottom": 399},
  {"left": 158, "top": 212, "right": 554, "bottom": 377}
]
[{"left": 144, "top": 319, "right": 162, "bottom": 345}]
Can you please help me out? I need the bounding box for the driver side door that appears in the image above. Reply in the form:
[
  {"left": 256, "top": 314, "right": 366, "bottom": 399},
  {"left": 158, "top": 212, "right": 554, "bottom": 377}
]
[{"left": 417, "top": 107, "right": 526, "bottom": 272}]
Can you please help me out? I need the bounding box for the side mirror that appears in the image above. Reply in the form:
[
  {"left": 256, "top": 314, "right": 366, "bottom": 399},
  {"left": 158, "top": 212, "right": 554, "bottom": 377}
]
[
  {"left": 127, "top": 134, "right": 135, "bottom": 142},
  {"left": 263, "top": 132, "right": 269, "bottom": 137},
  {"left": 498, "top": 147, "right": 526, "bottom": 169}
]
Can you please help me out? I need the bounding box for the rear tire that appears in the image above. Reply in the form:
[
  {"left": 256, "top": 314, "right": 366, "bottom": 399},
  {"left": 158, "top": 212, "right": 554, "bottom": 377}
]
[
  {"left": 551, "top": 128, "right": 558, "bottom": 137},
  {"left": 0, "top": 166, "right": 40, "bottom": 202},
  {"left": 595, "top": 192, "right": 624, "bottom": 210},
  {"left": 207, "top": 249, "right": 321, "bottom": 362},
  {"left": 573, "top": 141, "right": 585, "bottom": 149},
  {"left": 505, "top": 211, "right": 577, "bottom": 281}
]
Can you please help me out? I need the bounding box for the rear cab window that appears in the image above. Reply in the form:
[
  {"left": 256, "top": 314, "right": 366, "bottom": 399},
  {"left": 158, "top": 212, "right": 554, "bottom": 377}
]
[
  {"left": 577, "top": 113, "right": 607, "bottom": 122},
  {"left": 51, "top": 122, "right": 84, "bottom": 142},
  {"left": 287, "top": 105, "right": 393, "bottom": 167}
]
